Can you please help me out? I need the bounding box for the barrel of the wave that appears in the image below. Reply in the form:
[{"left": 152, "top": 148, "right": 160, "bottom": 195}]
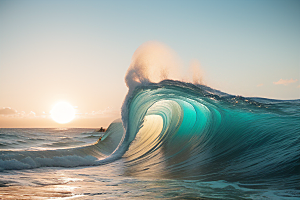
[{"left": 121, "top": 80, "right": 300, "bottom": 189}]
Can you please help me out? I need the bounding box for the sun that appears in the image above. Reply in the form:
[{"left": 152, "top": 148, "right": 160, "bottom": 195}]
[{"left": 51, "top": 102, "right": 75, "bottom": 124}]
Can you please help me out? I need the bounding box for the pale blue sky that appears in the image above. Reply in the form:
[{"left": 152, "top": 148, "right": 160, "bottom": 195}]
[{"left": 0, "top": 0, "right": 299, "bottom": 127}]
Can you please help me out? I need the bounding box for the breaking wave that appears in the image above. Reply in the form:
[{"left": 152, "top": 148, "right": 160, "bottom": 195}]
[
  {"left": 1, "top": 80, "right": 299, "bottom": 191},
  {"left": 1, "top": 42, "right": 299, "bottom": 195}
]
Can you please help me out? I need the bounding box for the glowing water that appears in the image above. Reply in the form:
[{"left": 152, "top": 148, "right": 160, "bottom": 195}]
[
  {"left": 1, "top": 80, "right": 299, "bottom": 198},
  {"left": 1, "top": 41, "right": 299, "bottom": 199}
]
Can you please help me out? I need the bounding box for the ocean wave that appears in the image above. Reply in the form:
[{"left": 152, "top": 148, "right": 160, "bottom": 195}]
[
  {"left": 120, "top": 80, "right": 300, "bottom": 189},
  {"left": 0, "top": 120, "right": 124, "bottom": 171},
  {"left": 1, "top": 80, "right": 299, "bottom": 191}
]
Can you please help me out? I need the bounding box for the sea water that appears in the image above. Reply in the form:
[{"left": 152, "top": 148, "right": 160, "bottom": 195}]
[
  {"left": 1, "top": 80, "right": 299, "bottom": 199},
  {"left": 1, "top": 129, "right": 297, "bottom": 200}
]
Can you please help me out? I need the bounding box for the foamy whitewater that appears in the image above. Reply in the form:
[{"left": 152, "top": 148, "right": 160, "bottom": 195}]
[{"left": 1, "top": 43, "right": 299, "bottom": 199}]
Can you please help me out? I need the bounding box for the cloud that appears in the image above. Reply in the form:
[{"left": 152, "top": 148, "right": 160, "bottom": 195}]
[
  {"left": 257, "top": 83, "right": 263, "bottom": 87},
  {"left": 0, "top": 108, "right": 42, "bottom": 119},
  {"left": 78, "top": 107, "right": 120, "bottom": 119},
  {"left": 27, "top": 111, "right": 36, "bottom": 118},
  {"left": 0, "top": 107, "right": 17, "bottom": 115},
  {"left": 273, "top": 78, "right": 298, "bottom": 86}
]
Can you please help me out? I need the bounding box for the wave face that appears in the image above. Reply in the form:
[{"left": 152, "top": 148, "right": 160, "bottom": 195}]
[
  {"left": 121, "top": 80, "right": 300, "bottom": 189},
  {"left": 1, "top": 79, "right": 299, "bottom": 192}
]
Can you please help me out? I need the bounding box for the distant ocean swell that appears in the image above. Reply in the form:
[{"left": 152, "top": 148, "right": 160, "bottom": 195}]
[{"left": 1, "top": 80, "right": 299, "bottom": 190}]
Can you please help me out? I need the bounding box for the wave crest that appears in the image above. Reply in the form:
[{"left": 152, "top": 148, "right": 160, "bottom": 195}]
[
  {"left": 1, "top": 79, "right": 299, "bottom": 191},
  {"left": 121, "top": 80, "right": 299, "bottom": 189}
]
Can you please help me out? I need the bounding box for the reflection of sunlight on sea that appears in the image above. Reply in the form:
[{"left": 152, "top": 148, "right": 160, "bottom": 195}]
[
  {"left": 57, "top": 172, "right": 83, "bottom": 186},
  {"left": 54, "top": 128, "right": 70, "bottom": 131},
  {"left": 0, "top": 159, "right": 295, "bottom": 199}
]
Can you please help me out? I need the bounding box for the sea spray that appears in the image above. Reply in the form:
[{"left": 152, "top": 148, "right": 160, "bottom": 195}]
[{"left": 1, "top": 42, "right": 299, "bottom": 198}]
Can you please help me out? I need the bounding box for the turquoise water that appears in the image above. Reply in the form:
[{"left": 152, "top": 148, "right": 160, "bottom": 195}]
[
  {"left": 122, "top": 81, "right": 300, "bottom": 183},
  {"left": 1, "top": 80, "right": 299, "bottom": 199}
]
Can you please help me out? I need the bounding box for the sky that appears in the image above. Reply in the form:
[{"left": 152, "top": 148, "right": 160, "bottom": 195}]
[{"left": 0, "top": 0, "right": 299, "bottom": 128}]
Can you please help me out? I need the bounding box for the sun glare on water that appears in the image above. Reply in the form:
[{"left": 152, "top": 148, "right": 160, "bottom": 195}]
[{"left": 51, "top": 102, "right": 75, "bottom": 124}]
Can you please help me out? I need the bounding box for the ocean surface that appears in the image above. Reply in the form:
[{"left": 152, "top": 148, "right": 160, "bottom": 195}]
[{"left": 1, "top": 80, "right": 300, "bottom": 199}]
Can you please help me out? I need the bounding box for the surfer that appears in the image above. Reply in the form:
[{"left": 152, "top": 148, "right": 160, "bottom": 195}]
[{"left": 97, "top": 127, "right": 106, "bottom": 132}]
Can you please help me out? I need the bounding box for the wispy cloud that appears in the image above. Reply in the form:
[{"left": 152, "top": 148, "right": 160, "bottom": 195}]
[
  {"left": 27, "top": 111, "right": 36, "bottom": 118},
  {"left": 273, "top": 78, "right": 298, "bottom": 86},
  {"left": 0, "top": 107, "right": 17, "bottom": 115},
  {"left": 78, "top": 107, "right": 119, "bottom": 119},
  {"left": 0, "top": 106, "right": 120, "bottom": 120},
  {"left": 0, "top": 107, "right": 44, "bottom": 118},
  {"left": 257, "top": 83, "right": 263, "bottom": 87}
]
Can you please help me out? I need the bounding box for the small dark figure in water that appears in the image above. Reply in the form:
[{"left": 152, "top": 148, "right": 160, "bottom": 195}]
[
  {"left": 98, "top": 136, "right": 102, "bottom": 142},
  {"left": 97, "top": 127, "right": 106, "bottom": 132}
]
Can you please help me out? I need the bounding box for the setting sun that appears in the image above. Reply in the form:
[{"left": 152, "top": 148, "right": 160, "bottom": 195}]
[{"left": 50, "top": 102, "right": 75, "bottom": 124}]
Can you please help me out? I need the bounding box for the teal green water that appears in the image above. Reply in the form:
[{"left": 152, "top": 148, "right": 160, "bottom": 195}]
[
  {"left": 1, "top": 80, "right": 299, "bottom": 199},
  {"left": 122, "top": 80, "right": 300, "bottom": 190}
]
